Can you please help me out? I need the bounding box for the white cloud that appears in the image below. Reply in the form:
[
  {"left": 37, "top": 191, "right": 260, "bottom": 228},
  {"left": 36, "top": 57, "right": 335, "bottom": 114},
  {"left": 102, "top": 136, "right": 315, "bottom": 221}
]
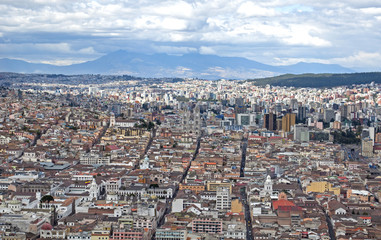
[
  {"left": 40, "top": 59, "right": 90, "bottom": 66},
  {"left": 199, "top": 46, "right": 217, "bottom": 55},
  {"left": 237, "top": 2, "right": 277, "bottom": 17},
  {"left": 0, "top": 0, "right": 380, "bottom": 70},
  {"left": 283, "top": 24, "right": 331, "bottom": 47},
  {"left": 360, "top": 7, "right": 381, "bottom": 14},
  {"left": 331, "top": 51, "right": 381, "bottom": 69},
  {"left": 151, "top": 45, "right": 197, "bottom": 54}
]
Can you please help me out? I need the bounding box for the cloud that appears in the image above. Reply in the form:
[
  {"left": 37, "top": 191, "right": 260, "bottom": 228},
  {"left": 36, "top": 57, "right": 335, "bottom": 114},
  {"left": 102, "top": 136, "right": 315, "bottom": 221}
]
[
  {"left": 199, "top": 46, "right": 217, "bottom": 55},
  {"left": 283, "top": 24, "right": 331, "bottom": 47},
  {"left": 151, "top": 45, "right": 197, "bottom": 54},
  {"left": 0, "top": 0, "right": 380, "bottom": 70},
  {"left": 331, "top": 51, "right": 381, "bottom": 70},
  {"left": 237, "top": 2, "right": 277, "bottom": 17}
]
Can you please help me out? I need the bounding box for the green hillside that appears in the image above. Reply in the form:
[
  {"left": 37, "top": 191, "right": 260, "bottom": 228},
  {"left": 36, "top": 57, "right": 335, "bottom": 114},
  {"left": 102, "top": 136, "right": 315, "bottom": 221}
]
[{"left": 247, "top": 72, "right": 381, "bottom": 88}]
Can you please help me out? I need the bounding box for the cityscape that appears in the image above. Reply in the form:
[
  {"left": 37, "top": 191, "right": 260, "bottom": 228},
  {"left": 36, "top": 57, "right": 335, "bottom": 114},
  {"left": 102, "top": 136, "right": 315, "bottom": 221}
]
[
  {"left": 1, "top": 1, "right": 381, "bottom": 240},
  {"left": 0, "top": 74, "right": 380, "bottom": 240}
]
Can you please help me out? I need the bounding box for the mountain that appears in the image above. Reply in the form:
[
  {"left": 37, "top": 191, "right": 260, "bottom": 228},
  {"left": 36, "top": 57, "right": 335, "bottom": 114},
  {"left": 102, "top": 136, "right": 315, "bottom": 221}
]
[
  {"left": 278, "top": 62, "right": 354, "bottom": 74},
  {"left": 0, "top": 50, "right": 355, "bottom": 79},
  {"left": 247, "top": 72, "right": 381, "bottom": 88}
]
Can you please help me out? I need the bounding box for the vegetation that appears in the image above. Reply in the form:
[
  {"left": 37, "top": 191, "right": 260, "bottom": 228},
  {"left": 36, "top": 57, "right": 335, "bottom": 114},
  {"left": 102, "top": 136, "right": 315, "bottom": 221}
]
[
  {"left": 247, "top": 72, "right": 381, "bottom": 88},
  {"left": 332, "top": 129, "right": 361, "bottom": 144},
  {"left": 40, "top": 195, "right": 54, "bottom": 203},
  {"left": 135, "top": 119, "right": 155, "bottom": 130}
]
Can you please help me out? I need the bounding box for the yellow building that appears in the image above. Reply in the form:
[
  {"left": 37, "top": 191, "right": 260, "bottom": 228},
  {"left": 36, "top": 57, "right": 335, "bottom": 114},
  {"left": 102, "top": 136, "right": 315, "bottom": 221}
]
[
  {"left": 306, "top": 181, "right": 340, "bottom": 195},
  {"left": 91, "top": 230, "right": 110, "bottom": 240},
  {"left": 230, "top": 199, "right": 243, "bottom": 214},
  {"left": 179, "top": 183, "right": 205, "bottom": 194},
  {"left": 282, "top": 113, "right": 296, "bottom": 132},
  {"left": 207, "top": 182, "right": 232, "bottom": 193}
]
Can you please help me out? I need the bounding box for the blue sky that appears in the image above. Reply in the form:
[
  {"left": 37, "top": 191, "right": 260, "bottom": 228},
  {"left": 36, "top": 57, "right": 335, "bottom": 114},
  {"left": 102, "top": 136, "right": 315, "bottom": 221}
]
[{"left": 1, "top": 0, "right": 381, "bottom": 71}]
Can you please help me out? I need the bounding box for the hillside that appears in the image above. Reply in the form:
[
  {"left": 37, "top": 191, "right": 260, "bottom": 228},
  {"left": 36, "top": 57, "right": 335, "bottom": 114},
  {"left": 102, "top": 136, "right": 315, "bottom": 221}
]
[
  {"left": 0, "top": 50, "right": 354, "bottom": 80},
  {"left": 248, "top": 72, "right": 381, "bottom": 88}
]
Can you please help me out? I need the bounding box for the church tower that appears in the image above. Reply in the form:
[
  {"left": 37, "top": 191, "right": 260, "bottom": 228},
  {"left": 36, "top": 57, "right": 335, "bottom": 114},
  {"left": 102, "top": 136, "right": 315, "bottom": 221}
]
[
  {"left": 110, "top": 113, "right": 115, "bottom": 127},
  {"left": 90, "top": 178, "right": 98, "bottom": 200},
  {"left": 140, "top": 156, "right": 150, "bottom": 170},
  {"left": 264, "top": 175, "right": 273, "bottom": 193}
]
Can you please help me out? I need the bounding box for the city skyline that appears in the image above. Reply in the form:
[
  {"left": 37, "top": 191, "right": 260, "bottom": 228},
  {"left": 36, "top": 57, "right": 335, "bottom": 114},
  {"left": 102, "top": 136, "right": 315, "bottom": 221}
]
[{"left": 1, "top": 0, "right": 381, "bottom": 71}]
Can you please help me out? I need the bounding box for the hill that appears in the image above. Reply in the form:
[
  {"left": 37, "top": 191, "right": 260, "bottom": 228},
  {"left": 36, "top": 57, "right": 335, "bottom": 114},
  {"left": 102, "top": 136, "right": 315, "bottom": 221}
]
[
  {"left": 247, "top": 72, "right": 381, "bottom": 88},
  {"left": 0, "top": 50, "right": 354, "bottom": 80}
]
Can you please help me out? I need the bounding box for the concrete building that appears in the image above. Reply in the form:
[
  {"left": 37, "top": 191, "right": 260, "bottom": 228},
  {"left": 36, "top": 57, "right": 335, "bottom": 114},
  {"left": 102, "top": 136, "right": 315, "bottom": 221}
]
[
  {"left": 282, "top": 113, "right": 296, "bottom": 132},
  {"left": 362, "top": 137, "right": 374, "bottom": 157},
  {"left": 216, "top": 187, "right": 231, "bottom": 210}
]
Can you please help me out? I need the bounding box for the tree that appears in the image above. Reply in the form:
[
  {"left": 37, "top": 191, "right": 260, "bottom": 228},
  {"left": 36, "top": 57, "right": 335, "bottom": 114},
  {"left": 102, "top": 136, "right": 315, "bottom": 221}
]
[
  {"left": 41, "top": 195, "right": 54, "bottom": 203},
  {"left": 147, "top": 121, "right": 155, "bottom": 130}
]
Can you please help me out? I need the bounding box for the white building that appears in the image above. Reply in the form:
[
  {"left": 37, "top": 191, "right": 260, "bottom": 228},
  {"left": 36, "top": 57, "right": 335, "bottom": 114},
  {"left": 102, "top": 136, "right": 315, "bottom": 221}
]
[{"left": 216, "top": 187, "right": 231, "bottom": 210}]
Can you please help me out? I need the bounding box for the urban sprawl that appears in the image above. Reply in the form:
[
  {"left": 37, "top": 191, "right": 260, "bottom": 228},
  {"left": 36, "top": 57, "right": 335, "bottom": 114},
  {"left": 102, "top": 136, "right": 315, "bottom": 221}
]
[{"left": 0, "top": 75, "right": 380, "bottom": 240}]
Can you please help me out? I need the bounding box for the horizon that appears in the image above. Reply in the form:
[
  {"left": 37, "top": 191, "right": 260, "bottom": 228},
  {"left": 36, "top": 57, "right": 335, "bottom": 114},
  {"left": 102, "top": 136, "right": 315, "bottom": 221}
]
[
  {"left": 0, "top": 49, "right": 357, "bottom": 68},
  {"left": 1, "top": 1, "right": 381, "bottom": 72}
]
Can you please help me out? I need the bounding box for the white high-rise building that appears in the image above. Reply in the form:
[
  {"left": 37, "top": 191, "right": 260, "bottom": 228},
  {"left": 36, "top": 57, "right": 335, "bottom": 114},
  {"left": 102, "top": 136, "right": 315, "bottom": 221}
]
[{"left": 216, "top": 187, "right": 231, "bottom": 210}]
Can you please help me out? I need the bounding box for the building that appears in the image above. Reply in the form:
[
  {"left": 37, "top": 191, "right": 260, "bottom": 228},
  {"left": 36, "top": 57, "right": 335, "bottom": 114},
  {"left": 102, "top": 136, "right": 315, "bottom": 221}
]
[
  {"left": 230, "top": 199, "right": 243, "bottom": 214},
  {"left": 179, "top": 183, "right": 205, "bottom": 194},
  {"left": 80, "top": 152, "right": 111, "bottom": 165},
  {"left": 263, "top": 113, "right": 276, "bottom": 131},
  {"left": 111, "top": 228, "right": 145, "bottom": 240},
  {"left": 91, "top": 230, "right": 110, "bottom": 240},
  {"left": 191, "top": 219, "right": 223, "bottom": 234},
  {"left": 323, "top": 109, "right": 335, "bottom": 123},
  {"left": 306, "top": 181, "right": 340, "bottom": 195},
  {"left": 156, "top": 228, "right": 187, "bottom": 240},
  {"left": 297, "top": 106, "right": 307, "bottom": 123},
  {"left": 225, "top": 224, "right": 246, "bottom": 239},
  {"left": 362, "top": 137, "right": 373, "bottom": 157},
  {"left": 282, "top": 113, "right": 296, "bottom": 132},
  {"left": 40, "top": 223, "right": 68, "bottom": 239},
  {"left": 294, "top": 124, "right": 309, "bottom": 142},
  {"left": 333, "top": 121, "right": 341, "bottom": 130},
  {"left": 216, "top": 187, "right": 231, "bottom": 210},
  {"left": 206, "top": 182, "right": 232, "bottom": 193}
]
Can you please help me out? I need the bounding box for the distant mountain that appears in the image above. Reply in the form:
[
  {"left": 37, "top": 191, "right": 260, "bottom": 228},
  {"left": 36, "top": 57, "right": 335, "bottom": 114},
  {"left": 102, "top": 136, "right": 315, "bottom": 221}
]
[
  {"left": 0, "top": 50, "right": 355, "bottom": 79},
  {"left": 248, "top": 72, "right": 381, "bottom": 88},
  {"left": 278, "top": 62, "right": 354, "bottom": 74}
]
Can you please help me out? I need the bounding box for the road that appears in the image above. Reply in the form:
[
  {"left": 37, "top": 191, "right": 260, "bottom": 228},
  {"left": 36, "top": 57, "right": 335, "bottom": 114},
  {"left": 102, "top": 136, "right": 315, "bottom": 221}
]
[
  {"left": 155, "top": 132, "right": 202, "bottom": 230},
  {"left": 240, "top": 138, "right": 248, "bottom": 177},
  {"left": 239, "top": 137, "right": 253, "bottom": 240},
  {"left": 241, "top": 187, "right": 253, "bottom": 240},
  {"left": 325, "top": 212, "right": 336, "bottom": 240}
]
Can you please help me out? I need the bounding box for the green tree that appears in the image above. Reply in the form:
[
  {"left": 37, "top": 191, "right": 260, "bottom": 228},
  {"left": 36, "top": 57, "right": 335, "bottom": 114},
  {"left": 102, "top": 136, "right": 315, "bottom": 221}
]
[{"left": 40, "top": 195, "right": 54, "bottom": 203}]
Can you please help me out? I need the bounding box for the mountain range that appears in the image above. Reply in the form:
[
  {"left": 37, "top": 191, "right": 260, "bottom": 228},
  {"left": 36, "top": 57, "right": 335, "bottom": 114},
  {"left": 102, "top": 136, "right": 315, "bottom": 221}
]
[{"left": 0, "top": 50, "right": 354, "bottom": 79}]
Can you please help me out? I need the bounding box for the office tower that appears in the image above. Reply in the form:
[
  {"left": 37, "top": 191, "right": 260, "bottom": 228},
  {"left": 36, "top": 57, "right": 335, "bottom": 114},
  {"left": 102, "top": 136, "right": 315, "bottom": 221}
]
[
  {"left": 323, "top": 109, "right": 335, "bottom": 123},
  {"left": 297, "top": 106, "right": 307, "bottom": 123},
  {"left": 263, "top": 113, "right": 276, "bottom": 130},
  {"left": 282, "top": 113, "right": 296, "bottom": 132}
]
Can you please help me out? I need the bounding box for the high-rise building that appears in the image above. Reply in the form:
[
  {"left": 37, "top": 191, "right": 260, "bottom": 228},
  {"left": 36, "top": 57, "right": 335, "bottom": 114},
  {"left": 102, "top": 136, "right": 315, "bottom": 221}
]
[
  {"left": 263, "top": 113, "right": 276, "bottom": 130},
  {"left": 297, "top": 106, "right": 307, "bottom": 123},
  {"left": 362, "top": 137, "right": 374, "bottom": 158},
  {"left": 216, "top": 187, "right": 231, "bottom": 210},
  {"left": 290, "top": 99, "right": 298, "bottom": 110},
  {"left": 276, "top": 118, "right": 283, "bottom": 131},
  {"left": 324, "top": 109, "right": 335, "bottom": 123},
  {"left": 294, "top": 124, "right": 309, "bottom": 142},
  {"left": 282, "top": 113, "right": 296, "bottom": 132}
]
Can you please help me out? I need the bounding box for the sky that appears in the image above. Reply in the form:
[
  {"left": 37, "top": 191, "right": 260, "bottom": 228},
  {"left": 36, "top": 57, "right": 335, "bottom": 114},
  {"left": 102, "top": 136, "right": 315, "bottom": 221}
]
[{"left": 1, "top": 0, "right": 381, "bottom": 71}]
